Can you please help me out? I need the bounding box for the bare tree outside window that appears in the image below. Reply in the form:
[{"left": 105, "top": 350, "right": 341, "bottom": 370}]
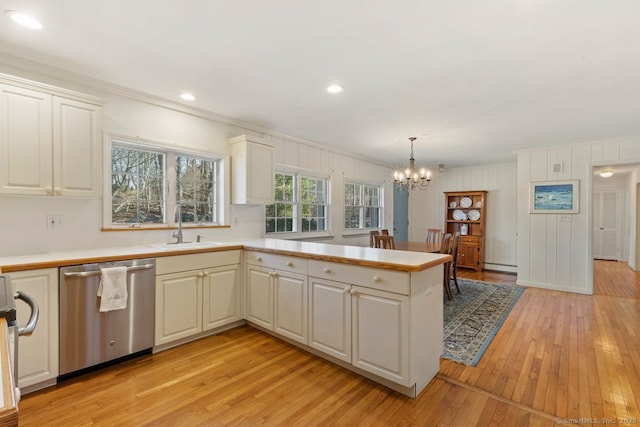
[
  {"left": 176, "top": 155, "right": 217, "bottom": 223},
  {"left": 111, "top": 146, "right": 165, "bottom": 224}
]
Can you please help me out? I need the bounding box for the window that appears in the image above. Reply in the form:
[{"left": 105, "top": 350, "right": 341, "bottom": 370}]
[
  {"left": 345, "top": 182, "right": 382, "bottom": 230},
  {"left": 265, "top": 172, "right": 329, "bottom": 234},
  {"left": 109, "top": 139, "right": 222, "bottom": 227}
]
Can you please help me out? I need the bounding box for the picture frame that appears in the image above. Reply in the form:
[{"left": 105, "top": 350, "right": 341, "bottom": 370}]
[{"left": 530, "top": 180, "right": 579, "bottom": 214}]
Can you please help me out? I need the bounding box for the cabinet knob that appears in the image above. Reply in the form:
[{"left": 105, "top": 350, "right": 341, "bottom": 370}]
[
  {"left": 343, "top": 286, "right": 351, "bottom": 294},
  {"left": 286, "top": 261, "right": 293, "bottom": 267},
  {"left": 203, "top": 271, "right": 209, "bottom": 277},
  {"left": 271, "top": 271, "right": 277, "bottom": 278},
  {"left": 256, "top": 256, "right": 262, "bottom": 261},
  {"left": 323, "top": 268, "right": 331, "bottom": 274},
  {"left": 372, "top": 276, "right": 381, "bottom": 282},
  {"left": 45, "top": 187, "right": 53, "bottom": 195},
  {"left": 54, "top": 187, "right": 62, "bottom": 196},
  {"left": 198, "top": 272, "right": 205, "bottom": 277},
  {"left": 350, "top": 288, "right": 357, "bottom": 295}
]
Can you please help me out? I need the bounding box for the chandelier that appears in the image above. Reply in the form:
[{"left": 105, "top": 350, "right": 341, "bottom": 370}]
[{"left": 393, "top": 137, "right": 431, "bottom": 190}]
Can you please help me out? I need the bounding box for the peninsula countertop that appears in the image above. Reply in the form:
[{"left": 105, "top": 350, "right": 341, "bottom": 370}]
[{"left": 0, "top": 239, "right": 451, "bottom": 273}]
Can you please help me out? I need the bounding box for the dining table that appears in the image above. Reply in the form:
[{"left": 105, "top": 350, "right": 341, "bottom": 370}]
[{"left": 394, "top": 241, "right": 442, "bottom": 253}]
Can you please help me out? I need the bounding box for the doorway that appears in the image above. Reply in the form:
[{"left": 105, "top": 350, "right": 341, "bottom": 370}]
[{"left": 592, "top": 189, "right": 620, "bottom": 260}]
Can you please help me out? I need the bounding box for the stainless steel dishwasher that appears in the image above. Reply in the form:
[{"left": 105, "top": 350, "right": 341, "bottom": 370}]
[{"left": 59, "top": 258, "right": 155, "bottom": 376}]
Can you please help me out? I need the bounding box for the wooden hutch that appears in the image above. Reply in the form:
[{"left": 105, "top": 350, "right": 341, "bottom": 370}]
[{"left": 444, "top": 191, "right": 487, "bottom": 271}]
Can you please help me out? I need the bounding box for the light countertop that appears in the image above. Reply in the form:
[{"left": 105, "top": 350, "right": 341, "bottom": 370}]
[{"left": 0, "top": 239, "right": 450, "bottom": 273}]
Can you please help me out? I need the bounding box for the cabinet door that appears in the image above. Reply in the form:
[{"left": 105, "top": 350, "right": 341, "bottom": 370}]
[
  {"left": 52, "top": 97, "right": 101, "bottom": 197},
  {"left": 0, "top": 85, "right": 53, "bottom": 195},
  {"left": 246, "top": 141, "right": 274, "bottom": 204},
  {"left": 202, "top": 264, "right": 241, "bottom": 330},
  {"left": 351, "top": 286, "right": 409, "bottom": 385},
  {"left": 459, "top": 241, "right": 480, "bottom": 270},
  {"left": 8, "top": 268, "right": 59, "bottom": 389},
  {"left": 246, "top": 265, "right": 274, "bottom": 330},
  {"left": 309, "top": 278, "right": 351, "bottom": 362},
  {"left": 155, "top": 270, "right": 202, "bottom": 346},
  {"left": 273, "top": 270, "right": 308, "bottom": 344}
]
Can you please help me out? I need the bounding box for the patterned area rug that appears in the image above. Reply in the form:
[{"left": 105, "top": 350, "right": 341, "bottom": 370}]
[{"left": 443, "top": 278, "right": 524, "bottom": 366}]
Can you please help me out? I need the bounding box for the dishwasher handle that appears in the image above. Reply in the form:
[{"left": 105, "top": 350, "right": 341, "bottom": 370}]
[
  {"left": 63, "top": 263, "right": 155, "bottom": 278},
  {"left": 15, "top": 291, "right": 39, "bottom": 336}
]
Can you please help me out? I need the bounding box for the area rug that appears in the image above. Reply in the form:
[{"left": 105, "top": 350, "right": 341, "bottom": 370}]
[{"left": 443, "top": 279, "right": 524, "bottom": 366}]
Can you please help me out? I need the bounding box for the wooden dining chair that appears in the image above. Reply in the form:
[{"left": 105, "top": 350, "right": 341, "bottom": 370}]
[
  {"left": 440, "top": 233, "right": 453, "bottom": 300},
  {"left": 449, "top": 232, "right": 461, "bottom": 295},
  {"left": 380, "top": 229, "right": 390, "bottom": 236},
  {"left": 374, "top": 234, "right": 396, "bottom": 249},
  {"left": 369, "top": 230, "right": 380, "bottom": 248},
  {"left": 426, "top": 228, "right": 443, "bottom": 245}
]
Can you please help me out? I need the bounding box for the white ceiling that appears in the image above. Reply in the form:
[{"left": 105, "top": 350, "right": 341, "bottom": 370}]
[{"left": 1, "top": 0, "right": 639, "bottom": 168}]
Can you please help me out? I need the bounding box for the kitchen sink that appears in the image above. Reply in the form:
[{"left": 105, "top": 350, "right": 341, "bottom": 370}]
[{"left": 147, "top": 241, "right": 225, "bottom": 250}]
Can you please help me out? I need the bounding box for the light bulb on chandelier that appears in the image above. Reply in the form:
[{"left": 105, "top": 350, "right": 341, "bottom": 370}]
[{"left": 393, "top": 137, "right": 431, "bottom": 191}]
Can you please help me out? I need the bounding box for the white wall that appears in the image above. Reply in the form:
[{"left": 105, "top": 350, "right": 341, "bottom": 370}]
[
  {"left": 0, "top": 66, "right": 391, "bottom": 257},
  {"left": 408, "top": 162, "right": 518, "bottom": 273},
  {"left": 516, "top": 136, "right": 640, "bottom": 294}
]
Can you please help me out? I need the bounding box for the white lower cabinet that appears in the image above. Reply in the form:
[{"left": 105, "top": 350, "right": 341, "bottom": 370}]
[
  {"left": 203, "top": 265, "right": 241, "bottom": 331},
  {"left": 155, "top": 251, "right": 241, "bottom": 348},
  {"left": 155, "top": 270, "right": 203, "bottom": 346},
  {"left": 6, "top": 268, "right": 59, "bottom": 390},
  {"left": 273, "top": 270, "right": 307, "bottom": 344},
  {"left": 308, "top": 277, "right": 409, "bottom": 384},
  {"left": 245, "top": 251, "right": 309, "bottom": 345},
  {"left": 308, "top": 278, "right": 351, "bottom": 363},
  {"left": 351, "top": 286, "right": 409, "bottom": 384}
]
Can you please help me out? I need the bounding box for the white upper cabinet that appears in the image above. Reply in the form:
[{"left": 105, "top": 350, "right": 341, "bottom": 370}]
[
  {"left": 52, "top": 97, "right": 101, "bottom": 197},
  {"left": 229, "top": 134, "right": 274, "bottom": 204},
  {"left": 0, "top": 75, "right": 103, "bottom": 197},
  {"left": 0, "top": 84, "right": 53, "bottom": 195}
]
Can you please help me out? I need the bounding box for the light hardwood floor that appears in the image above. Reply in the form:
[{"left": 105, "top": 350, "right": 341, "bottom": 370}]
[{"left": 19, "top": 260, "right": 640, "bottom": 426}]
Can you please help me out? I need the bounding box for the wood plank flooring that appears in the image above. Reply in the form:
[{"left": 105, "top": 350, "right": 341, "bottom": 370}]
[{"left": 19, "top": 260, "right": 640, "bottom": 426}]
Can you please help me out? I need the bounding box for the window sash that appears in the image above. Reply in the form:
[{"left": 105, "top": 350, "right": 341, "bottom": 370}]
[
  {"left": 109, "top": 139, "right": 222, "bottom": 227},
  {"left": 266, "top": 172, "right": 329, "bottom": 234},
  {"left": 344, "top": 182, "right": 382, "bottom": 230}
]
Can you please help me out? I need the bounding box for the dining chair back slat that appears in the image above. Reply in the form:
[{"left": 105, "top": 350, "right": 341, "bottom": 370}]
[
  {"left": 374, "top": 234, "right": 396, "bottom": 249},
  {"left": 369, "top": 230, "right": 380, "bottom": 248},
  {"left": 426, "top": 228, "right": 443, "bottom": 245}
]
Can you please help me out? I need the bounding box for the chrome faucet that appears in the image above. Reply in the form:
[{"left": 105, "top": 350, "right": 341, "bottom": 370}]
[{"left": 172, "top": 203, "right": 184, "bottom": 244}]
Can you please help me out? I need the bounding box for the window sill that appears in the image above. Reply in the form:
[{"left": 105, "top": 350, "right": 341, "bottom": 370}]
[
  {"left": 102, "top": 224, "right": 231, "bottom": 232},
  {"left": 342, "top": 229, "right": 379, "bottom": 237},
  {"left": 263, "top": 231, "right": 334, "bottom": 241}
]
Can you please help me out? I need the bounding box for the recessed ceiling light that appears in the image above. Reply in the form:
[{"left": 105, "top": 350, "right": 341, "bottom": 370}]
[
  {"left": 599, "top": 171, "right": 614, "bottom": 178},
  {"left": 5, "top": 11, "right": 43, "bottom": 30},
  {"left": 180, "top": 92, "right": 196, "bottom": 101},
  {"left": 327, "top": 84, "right": 343, "bottom": 94}
]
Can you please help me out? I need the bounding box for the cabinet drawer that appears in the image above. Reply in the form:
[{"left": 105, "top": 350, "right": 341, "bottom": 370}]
[
  {"left": 460, "top": 236, "right": 480, "bottom": 244},
  {"left": 156, "top": 250, "right": 241, "bottom": 275},
  {"left": 245, "top": 251, "right": 307, "bottom": 275},
  {"left": 308, "top": 260, "right": 409, "bottom": 295}
]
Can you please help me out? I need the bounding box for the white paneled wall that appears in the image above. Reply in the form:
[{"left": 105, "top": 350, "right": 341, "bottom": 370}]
[
  {"left": 0, "top": 69, "right": 392, "bottom": 257},
  {"left": 517, "top": 136, "right": 640, "bottom": 294},
  {"left": 409, "top": 162, "right": 518, "bottom": 273}
]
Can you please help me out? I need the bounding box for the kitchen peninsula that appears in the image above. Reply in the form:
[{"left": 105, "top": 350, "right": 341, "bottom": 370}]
[{"left": 0, "top": 239, "right": 450, "bottom": 400}]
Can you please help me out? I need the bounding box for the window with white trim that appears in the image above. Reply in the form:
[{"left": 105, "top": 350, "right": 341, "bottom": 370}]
[
  {"left": 265, "top": 172, "right": 329, "bottom": 234},
  {"left": 344, "top": 182, "right": 382, "bottom": 229},
  {"left": 109, "top": 139, "right": 222, "bottom": 227}
]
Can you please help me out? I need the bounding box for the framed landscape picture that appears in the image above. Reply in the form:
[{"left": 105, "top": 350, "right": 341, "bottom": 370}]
[{"left": 530, "top": 180, "right": 579, "bottom": 214}]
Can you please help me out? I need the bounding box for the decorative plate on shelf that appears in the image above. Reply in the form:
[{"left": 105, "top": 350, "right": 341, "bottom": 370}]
[
  {"left": 449, "top": 201, "right": 457, "bottom": 208},
  {"left": 468, "top": 209, "right": 481, "bottom": 221},
  {"left": 453, "top": 209, "right": 467, "bottom": 220},
  {"left": 460, "top": 197, "right": 473, "bottom": 208}
]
